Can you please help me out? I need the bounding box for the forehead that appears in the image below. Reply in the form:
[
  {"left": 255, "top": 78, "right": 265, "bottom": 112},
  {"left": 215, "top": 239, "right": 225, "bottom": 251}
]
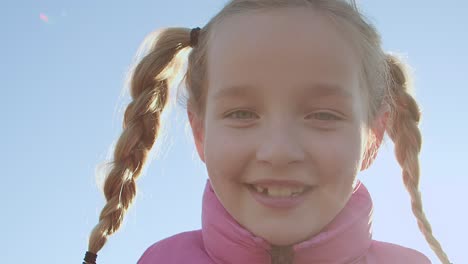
[{"left": 206, "top": 8, "right": 361, "bottom": 102}]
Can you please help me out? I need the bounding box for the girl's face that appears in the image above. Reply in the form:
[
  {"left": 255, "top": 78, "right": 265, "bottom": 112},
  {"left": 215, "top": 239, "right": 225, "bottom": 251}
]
[{"left": 189, "top": 8, "right": 371, "bottom": 246}]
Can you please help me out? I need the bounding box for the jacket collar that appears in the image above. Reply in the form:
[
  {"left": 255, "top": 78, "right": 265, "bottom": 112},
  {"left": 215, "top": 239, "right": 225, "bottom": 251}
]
[{"left": 201, "top": 179, "right": 373, "bottom": 264}]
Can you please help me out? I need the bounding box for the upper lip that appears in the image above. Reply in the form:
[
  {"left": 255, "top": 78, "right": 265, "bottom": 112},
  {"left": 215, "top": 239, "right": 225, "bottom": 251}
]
[{"left": 247, "top": 179, "right": 314, "bottom": 188}]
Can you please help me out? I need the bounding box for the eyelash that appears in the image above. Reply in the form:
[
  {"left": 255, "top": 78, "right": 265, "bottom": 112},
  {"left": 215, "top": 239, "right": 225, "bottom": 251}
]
[
  {"left": 225, "top": 110, "right": 343, "bottom": 121},
  {"left": 225, "top": 110, "right": 257, "bottom": 120},
  {"left": 307, "top": 112, "right": 343, "bottom": 121}
]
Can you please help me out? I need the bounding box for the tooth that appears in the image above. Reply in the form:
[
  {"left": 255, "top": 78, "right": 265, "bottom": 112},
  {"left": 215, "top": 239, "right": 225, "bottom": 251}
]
[
  {"left": 267, "top": 187, "right": 291, "bottom": 197},
  {"left": 253, "top": 185, "right": 307, "bottom": 197},
  {"left": 279, "top": 188, "right": 291, "bottom": 197},
  {"left": 293, "top": 187, "right": 305, "bottom": 194},
  {"left": 267, "top": 187, "right": 280, "bottom": 197},
  {"left": 255, "top": 185, "right": 263, "bottom": 193}
]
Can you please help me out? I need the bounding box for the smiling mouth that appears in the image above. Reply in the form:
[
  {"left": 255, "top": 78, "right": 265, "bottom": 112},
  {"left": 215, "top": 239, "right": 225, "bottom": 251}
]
[{"left": 247, "top": 184, "right": 312, "bottom": 198}]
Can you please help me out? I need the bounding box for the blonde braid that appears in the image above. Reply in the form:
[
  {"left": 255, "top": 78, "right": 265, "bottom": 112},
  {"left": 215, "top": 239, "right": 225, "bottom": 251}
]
[
  {"left": 385, "top": 54, "right": 451, "bottom": 264},
  {"left": 84, "top": 28, "right": 192, "bottom": 263}
]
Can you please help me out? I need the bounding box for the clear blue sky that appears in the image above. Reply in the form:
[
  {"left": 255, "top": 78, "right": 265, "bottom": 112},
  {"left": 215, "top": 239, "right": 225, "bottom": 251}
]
[{"left": 1, "top": 1, "right": 466, "bottom": 263}]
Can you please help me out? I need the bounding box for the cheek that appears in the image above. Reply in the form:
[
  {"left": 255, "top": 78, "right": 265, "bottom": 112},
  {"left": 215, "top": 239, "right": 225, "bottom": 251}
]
[
  {"left": 310, "top": 126, "right": 364, "bottom": 184},
  {"left": 202, "top": 124, "right": 255, "bottom": 218},
  {"left": 203, "top": 124, "right": 254, "bottom": 182}
]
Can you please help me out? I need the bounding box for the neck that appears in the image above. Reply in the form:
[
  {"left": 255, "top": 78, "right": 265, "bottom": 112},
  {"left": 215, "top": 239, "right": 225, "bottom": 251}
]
[{"left": 270, "top": 245, "right": 294, "bottom": 264}]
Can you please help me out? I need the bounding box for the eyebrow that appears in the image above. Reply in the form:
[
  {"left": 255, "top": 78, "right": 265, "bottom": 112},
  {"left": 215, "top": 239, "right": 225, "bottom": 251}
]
[
  {"left": 213, "top": 83, "right": 352, "bottom": 100},
  {"left": 299, "top": 83, "right": 352, "bottom": 100},
  {"left": 212, "top": 85, "right": 256, "bottom": 100}
]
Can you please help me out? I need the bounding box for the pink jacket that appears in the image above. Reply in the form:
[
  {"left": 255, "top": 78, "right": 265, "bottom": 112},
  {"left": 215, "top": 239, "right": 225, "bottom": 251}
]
[{"left": 138, "top": 179, "right": 431, "bottom": 263}]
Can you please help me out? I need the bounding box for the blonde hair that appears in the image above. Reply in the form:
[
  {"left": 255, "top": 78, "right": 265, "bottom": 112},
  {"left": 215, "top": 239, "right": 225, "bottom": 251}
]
[{"left": 84, "top": 1, "right": 451, "bottom": 263}]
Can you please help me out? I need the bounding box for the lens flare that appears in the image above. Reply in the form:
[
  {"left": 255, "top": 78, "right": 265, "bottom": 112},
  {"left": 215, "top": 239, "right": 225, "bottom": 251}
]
[{"left": 39, "top": 13, "right": 49, "bottom": 23}]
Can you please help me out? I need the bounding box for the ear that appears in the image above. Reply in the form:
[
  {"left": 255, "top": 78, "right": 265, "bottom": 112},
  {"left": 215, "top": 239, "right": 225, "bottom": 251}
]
[
  {"left": 188, "top": 109, "right": 206, "bottom": 163},
  {"left": 360, "top": 111, "right": 389, "bottom": 171}
]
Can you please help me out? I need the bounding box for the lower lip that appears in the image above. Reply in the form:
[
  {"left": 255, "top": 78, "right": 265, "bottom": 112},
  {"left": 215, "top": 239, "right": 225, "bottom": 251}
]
[{"left": 247, "top": 185, "right": 312, "bottom": 209}]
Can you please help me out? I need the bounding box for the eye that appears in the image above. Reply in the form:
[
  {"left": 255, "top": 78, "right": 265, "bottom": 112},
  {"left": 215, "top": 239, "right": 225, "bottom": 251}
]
[
  {"left": 225, "top": 110, "right": 258, "bottom": 120},
  {"left": 307, "top": 112, "right": 342, "bottom": 121}
]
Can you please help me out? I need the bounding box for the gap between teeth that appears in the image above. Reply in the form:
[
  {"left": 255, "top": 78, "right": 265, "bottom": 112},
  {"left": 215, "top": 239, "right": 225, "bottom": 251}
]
[{"left": 253, "top": 185, "right": 306, "bottom": 197}]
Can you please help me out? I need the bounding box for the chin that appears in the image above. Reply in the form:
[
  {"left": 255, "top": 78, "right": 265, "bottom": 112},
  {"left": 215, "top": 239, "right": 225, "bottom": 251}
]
[{"left": 256, "top": 227, "right": 313, "bottom": 246}]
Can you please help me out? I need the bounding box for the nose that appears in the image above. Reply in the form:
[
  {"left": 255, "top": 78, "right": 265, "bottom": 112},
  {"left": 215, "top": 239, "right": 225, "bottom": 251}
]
[{"left": 256, "top": 122, "right": 305, "bottom": 167}]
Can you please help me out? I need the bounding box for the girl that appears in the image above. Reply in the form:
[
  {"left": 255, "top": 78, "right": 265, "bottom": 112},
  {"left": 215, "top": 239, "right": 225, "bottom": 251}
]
[{"left": 83, "top": 0, "right": 452, "bottom": 263}]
